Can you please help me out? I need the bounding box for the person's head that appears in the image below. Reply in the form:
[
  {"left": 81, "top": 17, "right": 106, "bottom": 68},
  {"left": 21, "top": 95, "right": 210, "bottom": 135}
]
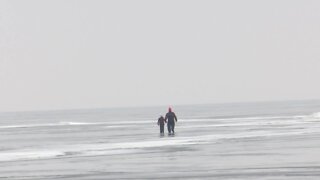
[{"left": 168, "top": 107, "right": 172, "bottom": 112}]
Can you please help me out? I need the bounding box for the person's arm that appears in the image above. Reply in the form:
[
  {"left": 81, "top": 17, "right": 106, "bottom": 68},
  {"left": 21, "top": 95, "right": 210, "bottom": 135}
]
[
  {"left": 157, "top": 119, "right": 160, "bottom": 125},
  {"left": 174, "top": 113, "right": 178, "bottom": 122},
  {"left": 163, "top": 117, "right": 167, "bottom": 123}
]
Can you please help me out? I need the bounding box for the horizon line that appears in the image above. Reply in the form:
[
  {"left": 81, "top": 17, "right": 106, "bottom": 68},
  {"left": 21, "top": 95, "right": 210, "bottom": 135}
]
[{"left": 0, "top": 98, "right": 319, "bottom": 114}]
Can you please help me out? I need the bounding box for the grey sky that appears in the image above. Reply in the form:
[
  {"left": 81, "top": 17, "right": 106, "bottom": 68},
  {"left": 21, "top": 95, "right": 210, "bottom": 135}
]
[{"left": 1, "top": 0, "right": 320, "bottom": 112}]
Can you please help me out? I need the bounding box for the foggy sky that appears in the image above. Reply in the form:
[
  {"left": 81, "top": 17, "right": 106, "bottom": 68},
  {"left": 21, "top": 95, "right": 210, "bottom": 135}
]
[{"left": 1, "top": 0, "right": 320, "bottom": 112}]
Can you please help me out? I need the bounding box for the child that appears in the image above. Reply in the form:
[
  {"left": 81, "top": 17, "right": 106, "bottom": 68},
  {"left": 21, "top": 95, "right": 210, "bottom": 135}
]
[{"left": 157, "top": 115, "right": 166, "bottom": 134}]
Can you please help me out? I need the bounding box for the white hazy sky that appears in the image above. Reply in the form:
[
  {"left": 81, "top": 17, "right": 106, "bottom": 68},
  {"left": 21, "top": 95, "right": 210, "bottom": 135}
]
[{"left": 0, "top": 0, "right": 320, "bottom": 112}]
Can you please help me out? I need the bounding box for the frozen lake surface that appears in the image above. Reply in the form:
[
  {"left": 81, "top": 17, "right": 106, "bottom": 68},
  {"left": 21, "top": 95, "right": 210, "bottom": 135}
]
[{"left": 1, "top": 100, "right": 320, "bottom": 179}]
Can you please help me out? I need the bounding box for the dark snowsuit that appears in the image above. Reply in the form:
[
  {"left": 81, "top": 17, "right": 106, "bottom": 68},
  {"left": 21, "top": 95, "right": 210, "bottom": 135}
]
[
  {"left": 165, "top": 111, "right": 177, "bottom": 133},
  {"left": 158, "top": 116, "right": 166, "bottom": 133}
]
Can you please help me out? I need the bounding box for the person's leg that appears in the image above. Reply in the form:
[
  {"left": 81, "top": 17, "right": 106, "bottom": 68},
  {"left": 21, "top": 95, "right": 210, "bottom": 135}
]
[
  {"left": 160, "top": 125, "right": 164, "bottom": 133},
  {"left": 167, "top": 123, "right": 171, "bottom": 133},
  {"left": 172, "top": 123, "right": 175, "bottom": 133}
]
